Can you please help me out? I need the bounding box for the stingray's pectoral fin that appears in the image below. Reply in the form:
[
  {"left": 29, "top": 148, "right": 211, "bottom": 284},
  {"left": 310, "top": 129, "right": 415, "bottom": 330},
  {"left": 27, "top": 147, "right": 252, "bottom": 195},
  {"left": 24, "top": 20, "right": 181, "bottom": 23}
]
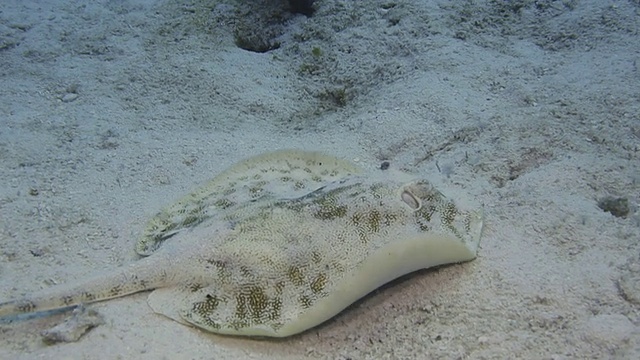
[
  {"left": 147, "top": 284, "right": 286, "bottom": 337},
  {"left": 146, "top": 287, "right": 192, "bottom": 325},
  {"left": 179, "top": 291, "right": 231, "bottom": 334},
  {"left": 148, "top": 285, "right": 231, "bottom": 332}
]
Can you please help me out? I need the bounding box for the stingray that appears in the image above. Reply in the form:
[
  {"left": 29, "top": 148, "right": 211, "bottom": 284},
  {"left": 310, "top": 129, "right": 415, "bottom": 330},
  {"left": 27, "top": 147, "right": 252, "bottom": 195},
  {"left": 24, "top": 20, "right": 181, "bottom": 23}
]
[{"left": 0, "top": 150, "right": 484, "bottom": 337}]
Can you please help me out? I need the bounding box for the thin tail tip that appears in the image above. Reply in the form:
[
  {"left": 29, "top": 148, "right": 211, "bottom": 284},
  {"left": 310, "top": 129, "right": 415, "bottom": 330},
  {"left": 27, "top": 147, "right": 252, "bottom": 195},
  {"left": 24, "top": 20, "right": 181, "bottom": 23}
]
[{"left": 0, "top": 299, "right": 38, "bottom": 318}]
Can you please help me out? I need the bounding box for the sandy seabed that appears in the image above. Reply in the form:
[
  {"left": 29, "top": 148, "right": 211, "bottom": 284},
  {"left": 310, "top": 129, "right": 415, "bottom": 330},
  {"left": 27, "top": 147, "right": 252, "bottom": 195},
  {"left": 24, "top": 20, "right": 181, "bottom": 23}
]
[{"left": 1, "top": 0, "right": 639, "bottom": 359}]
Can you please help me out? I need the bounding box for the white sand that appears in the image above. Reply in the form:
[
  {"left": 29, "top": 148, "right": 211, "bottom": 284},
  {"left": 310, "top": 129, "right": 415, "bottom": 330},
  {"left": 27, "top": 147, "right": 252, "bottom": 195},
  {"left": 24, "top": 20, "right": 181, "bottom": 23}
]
[{"left": 1, "top": 0, "right": 639, "bottom": 358}]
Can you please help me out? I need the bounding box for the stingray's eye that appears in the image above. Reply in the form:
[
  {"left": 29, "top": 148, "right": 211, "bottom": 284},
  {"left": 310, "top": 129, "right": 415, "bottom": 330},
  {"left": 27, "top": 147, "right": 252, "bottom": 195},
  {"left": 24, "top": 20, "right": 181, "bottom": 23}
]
[{"left": 401, "top": 189, "right": 421, "bottom": 210}]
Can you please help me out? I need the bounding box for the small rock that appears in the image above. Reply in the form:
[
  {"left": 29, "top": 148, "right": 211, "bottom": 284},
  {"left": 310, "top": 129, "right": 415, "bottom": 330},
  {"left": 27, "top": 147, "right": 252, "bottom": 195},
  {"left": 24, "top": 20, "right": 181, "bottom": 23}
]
[
  {"left": 41, "top": 306, "right": 104, "bottom": 344},
  {"left": 61, "top": 93, "right": 79, "bottom": 103},
  {"left": 597, "top": 196, "right": 630, "bottom": 218}
]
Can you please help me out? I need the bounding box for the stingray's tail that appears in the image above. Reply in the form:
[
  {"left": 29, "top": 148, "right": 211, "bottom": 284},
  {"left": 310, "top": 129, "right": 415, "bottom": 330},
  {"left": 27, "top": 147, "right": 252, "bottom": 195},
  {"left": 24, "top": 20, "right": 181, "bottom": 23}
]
[{"left": 0, "top": 254, "right": 171, "bottom": 318}]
